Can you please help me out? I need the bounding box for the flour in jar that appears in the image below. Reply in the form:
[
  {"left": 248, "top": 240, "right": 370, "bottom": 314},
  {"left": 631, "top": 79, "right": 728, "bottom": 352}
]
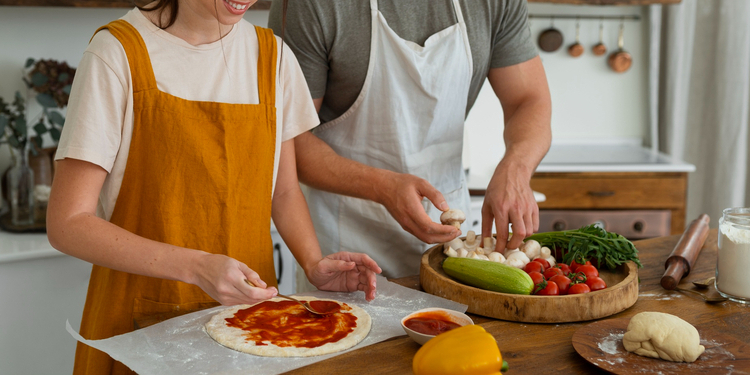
[{"left": 717, "top": 218, "right": 750, "bottom": 301}]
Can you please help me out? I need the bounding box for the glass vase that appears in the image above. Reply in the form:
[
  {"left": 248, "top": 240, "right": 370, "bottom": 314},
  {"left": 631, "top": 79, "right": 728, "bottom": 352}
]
[{"left": 7, "top": 143, "right": 35, "bottom": 226}]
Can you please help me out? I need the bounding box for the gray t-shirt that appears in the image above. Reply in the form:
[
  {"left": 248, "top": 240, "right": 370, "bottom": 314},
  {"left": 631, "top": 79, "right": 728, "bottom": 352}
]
[{"left": 268, "top": 0, "right": 537, "bottom": 123}]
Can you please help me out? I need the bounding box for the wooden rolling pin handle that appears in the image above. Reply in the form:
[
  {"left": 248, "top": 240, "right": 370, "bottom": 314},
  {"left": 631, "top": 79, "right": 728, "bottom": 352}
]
[
  {"left": 661, "top": 258, "right": 688, "bottom": 290},
  {"left": 660, "top": 214, "right": 710, "bottom": 290}
]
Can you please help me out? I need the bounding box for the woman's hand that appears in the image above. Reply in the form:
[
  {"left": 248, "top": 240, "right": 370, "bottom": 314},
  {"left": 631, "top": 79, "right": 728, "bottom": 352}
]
[
  {"left": 190, "top": 253, "right": 278, "bottom": 306},
  {"left": 306, "top": 252, "right": 382, "bottom": 301}
]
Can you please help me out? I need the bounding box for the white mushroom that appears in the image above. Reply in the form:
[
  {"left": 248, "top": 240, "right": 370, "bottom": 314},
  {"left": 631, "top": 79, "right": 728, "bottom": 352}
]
[
  {"left": 488, "top": 252, "right": 506, "bottom": 263},
  {"left": 443, "top": 246, "right": 458, "bottom": 258},
  {"left": 457, "top": 248, "right": 469, "bottom": 258},
  {"left": 440, "top": 209, "right": 466, "bottom": 230},
  {"left": 477, "top": 254, "right": 490, "bottom": 261},
  {"left": 444, "top": 237, "right": 464, "bottom": 252},
  {"left": 482, "top": 237, "right": 496, "bottom": 252},
  {"left": 505, "top": 257, "right": 527, "bottom": 269},
  {"left": 534, "top": 247, "right": 556, "bottom": 267},
  {"left": 464, "top": 231, "right": 479, "bottom": 250},
  {"left": 469, "top": 251, "right": 482, "bottom": 260},
  {"left": 520, "top": 240, "right": 541, "bottom": 260},
  {"left": 504, "top": 249, "right": 531, "bottom": 269}
]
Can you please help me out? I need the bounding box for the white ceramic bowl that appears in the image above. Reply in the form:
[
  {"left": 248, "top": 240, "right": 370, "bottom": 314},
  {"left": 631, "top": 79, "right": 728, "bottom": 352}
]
[{"left": 400, "top": 307, "right": 473, "bottom": 345}]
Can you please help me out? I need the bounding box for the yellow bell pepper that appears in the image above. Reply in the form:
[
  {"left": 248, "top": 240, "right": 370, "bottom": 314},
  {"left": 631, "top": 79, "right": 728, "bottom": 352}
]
[{"left": 412, "top": 325, "right": 504, "bottom": 375}]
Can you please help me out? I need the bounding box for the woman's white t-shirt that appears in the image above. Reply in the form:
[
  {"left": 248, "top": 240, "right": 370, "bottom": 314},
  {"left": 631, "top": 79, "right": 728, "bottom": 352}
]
[{"left": 56, "top": 9, "right": 319, "bottom": 221}]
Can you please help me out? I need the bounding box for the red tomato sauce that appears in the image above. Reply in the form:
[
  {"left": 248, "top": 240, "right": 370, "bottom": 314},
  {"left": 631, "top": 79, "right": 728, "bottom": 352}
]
[
  {"left": 225, "top": 300, "right": 357, "bottom": 348},
  {"left": 404, "top": 311, "right": 461, "bottom": 336}
]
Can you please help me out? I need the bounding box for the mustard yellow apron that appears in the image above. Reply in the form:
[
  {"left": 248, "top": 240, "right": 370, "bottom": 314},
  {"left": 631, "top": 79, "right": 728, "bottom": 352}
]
[{"left": 74, "top": 20, "right": 278, "bottom": 375}]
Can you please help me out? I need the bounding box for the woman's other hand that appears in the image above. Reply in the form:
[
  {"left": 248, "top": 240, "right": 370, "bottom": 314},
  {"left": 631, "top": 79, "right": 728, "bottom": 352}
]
[{"left": 306, "top": 252, "right": 382, "bottom": 301}]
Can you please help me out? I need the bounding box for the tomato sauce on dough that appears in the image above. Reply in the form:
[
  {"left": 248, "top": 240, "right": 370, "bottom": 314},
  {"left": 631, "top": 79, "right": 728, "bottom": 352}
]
[
  {"left": 225, "top": 300, "right": 357, "bottom": 348},
  {"left": 404, "top": 311, "right": 461, "bottom": 336}
]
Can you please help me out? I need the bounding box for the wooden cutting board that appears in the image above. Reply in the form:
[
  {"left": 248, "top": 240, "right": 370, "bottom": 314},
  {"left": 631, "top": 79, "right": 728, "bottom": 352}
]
[
  {"left": 572, "top": 317, "right": 750, "bottom": 374},
  {"left": 419, "top": 244, "right": 639, "bottom": 323}
]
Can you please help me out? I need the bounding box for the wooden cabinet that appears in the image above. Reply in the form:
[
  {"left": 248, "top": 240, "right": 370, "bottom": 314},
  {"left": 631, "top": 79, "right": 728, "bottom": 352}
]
[
  {"left": 0, "top": 0, "right": 271, "bottom": 8},
  {"left": 530, "top": 171, "right": 688, "bottom": 235}
]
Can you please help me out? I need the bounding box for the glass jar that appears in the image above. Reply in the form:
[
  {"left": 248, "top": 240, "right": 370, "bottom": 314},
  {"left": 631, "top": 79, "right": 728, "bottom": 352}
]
[
  {"left": 716, "top": 207, "right": 750, "bottom": 304},
  {"left": 7, "top": 143, "right": 35, "bottom": 226}
]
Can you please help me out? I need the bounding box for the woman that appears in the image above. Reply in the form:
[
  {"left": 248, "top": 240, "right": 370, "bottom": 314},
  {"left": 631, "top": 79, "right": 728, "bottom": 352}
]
[{"left": 46, "top": 0, "right": 381, "bottom": 373}]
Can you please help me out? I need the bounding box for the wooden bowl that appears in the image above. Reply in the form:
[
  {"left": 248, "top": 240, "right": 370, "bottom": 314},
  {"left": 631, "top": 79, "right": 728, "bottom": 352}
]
[{"left": 419, "top": 244, "right": 639, "bottom": 323}]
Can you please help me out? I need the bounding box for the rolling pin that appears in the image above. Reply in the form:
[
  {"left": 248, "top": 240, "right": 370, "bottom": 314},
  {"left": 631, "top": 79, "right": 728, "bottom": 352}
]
[{"left": 661, "top": 214, "right": 711, "bottom": 290}]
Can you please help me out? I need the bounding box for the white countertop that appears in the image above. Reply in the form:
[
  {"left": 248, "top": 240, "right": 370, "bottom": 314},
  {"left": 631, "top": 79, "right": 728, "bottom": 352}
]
[
  {"left": 0, "top": 231, "right": 60, "bottom": 263},
  {"left": 467, "top": 140, "right": 694, "bottom": 195},
  {"left": 535, "top": 140, "right": 696, "bottom": 173}
]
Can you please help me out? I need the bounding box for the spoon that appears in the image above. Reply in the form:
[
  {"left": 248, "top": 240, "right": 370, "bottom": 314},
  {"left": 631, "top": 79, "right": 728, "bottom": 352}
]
[
  {"left": 675, "top": 286, "right": 727, "bottom": 303},
  {"left": 244, "top": 279, "right": 333, "bottom": 316},
  {"left": 692, "top": 277, "right": 715, "bottom": 289}
]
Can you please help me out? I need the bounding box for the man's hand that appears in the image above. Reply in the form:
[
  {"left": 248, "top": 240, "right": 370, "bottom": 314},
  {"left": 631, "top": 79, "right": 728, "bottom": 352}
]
[
  {"left": 377, "top": 173, "right": 460, "bottom": 244},
  {"left": 306, "top": 252, "right": 382, "bottom": 301},
  {"left": 481, "top": 161, "right": 539, "bottom": 252}
]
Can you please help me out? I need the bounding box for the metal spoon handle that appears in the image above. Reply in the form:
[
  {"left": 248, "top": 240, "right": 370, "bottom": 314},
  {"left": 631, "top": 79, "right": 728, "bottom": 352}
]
[{"left": 243, "top": 279, "right": 325, "bottom": 315}]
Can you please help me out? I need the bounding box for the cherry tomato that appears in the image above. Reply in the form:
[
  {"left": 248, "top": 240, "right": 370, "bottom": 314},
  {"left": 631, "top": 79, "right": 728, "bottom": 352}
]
[
  {"left": 543, "top": 267, "right": 563, "bottom": 279},
  {"left": 524, "top": 261, "right": 544, "bottom": 274},
  {"left": 586, "top": 276, "right": 607, "bottom": 291},
  {"left": 576, "top": 265, "right": 599, "bottom": 279},
  {"left": 535, "top": 280, "right": 559, "bottom": 296},
  {"left": 549, "top": 275, "right": 572, "bottom": 295},
  {"left": 528, "top": 271, "right": 545, "bottom": 287},
  {"left": 557, "top": 263, "right": 572, "bottom": 276},
  {"left": 570, "top": 259, "right": 591, "bottom": 272},
  {"left": 570, "top": 272, "right": 587, "bottom": 284},
  {"left": 532, "top": 258, "right": 551, "bottom": 271},
  {"left": 568, "top": 283, "right": 591, "bottom": 295}
]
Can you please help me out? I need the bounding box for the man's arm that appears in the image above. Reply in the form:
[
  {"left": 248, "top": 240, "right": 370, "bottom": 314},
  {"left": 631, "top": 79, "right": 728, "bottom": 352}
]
[
  {"left": 293, "top": 99, "right": 459, "bottom": 244},
  {"left": 482, "top": 56, "right": 552, "bottom": 252}
]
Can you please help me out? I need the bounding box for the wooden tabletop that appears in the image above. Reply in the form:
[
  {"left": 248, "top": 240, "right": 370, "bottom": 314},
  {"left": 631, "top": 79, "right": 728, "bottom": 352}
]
[{"left": 284, "top": 229, "right": 750, "bottom": 374}]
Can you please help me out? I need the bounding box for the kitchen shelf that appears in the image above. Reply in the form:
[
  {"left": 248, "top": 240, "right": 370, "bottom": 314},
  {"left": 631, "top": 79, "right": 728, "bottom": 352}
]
[
  {"left": 0, "top": 0, "right": 271, "bottom": 9},
  {"left": 528, "top": 0, "right": 680, "bottom": 4}
]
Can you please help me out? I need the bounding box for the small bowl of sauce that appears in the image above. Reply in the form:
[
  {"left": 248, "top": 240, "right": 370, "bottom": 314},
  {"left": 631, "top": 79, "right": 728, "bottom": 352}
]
[{"left": 401, "top": 308, "right": 473, "bottom": 345}]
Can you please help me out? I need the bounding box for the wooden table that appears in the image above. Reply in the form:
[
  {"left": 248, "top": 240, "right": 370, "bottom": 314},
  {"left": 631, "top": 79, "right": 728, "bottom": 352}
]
[{"left": 284, "top": 229, "right": 750, "bottom": 374}]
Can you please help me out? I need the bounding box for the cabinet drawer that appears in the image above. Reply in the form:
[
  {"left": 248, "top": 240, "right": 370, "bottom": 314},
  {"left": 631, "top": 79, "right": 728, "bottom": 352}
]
[{"left": 530, "top": 173, "right": 687, "bottom": 210}]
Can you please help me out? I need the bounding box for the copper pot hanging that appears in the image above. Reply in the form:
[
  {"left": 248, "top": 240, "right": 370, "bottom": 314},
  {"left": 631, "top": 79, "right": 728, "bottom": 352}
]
[
  {"left": 568, "top": 19, "right": 584, "bottom": 57},
  {"left": 608, "top": 21, "right": 632, "bottom": 73},
  {"left": 592, "top": 20, "right": 607, "bottom": 56}
]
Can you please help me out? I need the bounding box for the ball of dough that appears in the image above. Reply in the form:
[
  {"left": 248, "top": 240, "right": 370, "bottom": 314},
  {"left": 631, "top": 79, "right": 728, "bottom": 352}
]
[{"left": 622, "top": 312, "right": 705, "bottom": 363}]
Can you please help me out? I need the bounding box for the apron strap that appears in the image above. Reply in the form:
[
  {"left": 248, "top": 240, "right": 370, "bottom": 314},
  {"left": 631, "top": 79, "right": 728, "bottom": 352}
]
[
  {"left": 255, "top": 26, "right": 277, "bottom": 106},
  {"left": 92, "top": 20, "right": 157, "bottom": 94},
  {"left": 452, "top": 0, "right": 466, "bottom": 27}
]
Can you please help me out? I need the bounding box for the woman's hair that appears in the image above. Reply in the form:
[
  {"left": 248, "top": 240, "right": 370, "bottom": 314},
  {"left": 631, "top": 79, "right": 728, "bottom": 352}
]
[{"left": 136, "top": 0, "right": 179, "bottom": 30}]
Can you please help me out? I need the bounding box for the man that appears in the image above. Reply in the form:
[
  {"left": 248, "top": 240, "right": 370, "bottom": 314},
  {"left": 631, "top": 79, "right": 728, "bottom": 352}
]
[{"left": 269, "top": 0, "right": 551, "bottom": 278}]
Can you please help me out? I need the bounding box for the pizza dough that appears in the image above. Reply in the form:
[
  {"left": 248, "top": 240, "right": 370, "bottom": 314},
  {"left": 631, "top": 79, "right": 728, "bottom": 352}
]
[
  {"left": 622, "top": 311, "right": 705, "bottom": 362},
  {"left": 205, "top": 296, "right": 371, "bottom": 357}
]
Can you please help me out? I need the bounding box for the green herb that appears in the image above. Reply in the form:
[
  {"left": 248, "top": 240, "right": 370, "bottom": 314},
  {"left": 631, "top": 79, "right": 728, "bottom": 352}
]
[{"left": 525, "top": 225, "right": 642, "bottom": 270}]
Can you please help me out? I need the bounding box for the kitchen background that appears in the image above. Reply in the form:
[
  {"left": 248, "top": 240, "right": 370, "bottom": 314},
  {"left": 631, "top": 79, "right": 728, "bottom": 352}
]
[{"left": 2, "top": 1, "right": 748, "bottom": 374}]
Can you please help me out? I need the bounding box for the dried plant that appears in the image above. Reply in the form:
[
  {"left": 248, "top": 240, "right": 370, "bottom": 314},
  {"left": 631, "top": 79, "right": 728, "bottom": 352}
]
[{"left": 0, "top": 58, "right": 76, "bottom": 151}]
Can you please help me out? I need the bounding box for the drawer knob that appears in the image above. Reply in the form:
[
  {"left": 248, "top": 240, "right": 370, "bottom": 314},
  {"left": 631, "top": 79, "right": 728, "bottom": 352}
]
[
  {"left": 633, "top": 221, "right": 645, "bottom": 232},
  {"left": 587, "top": 191, "right": 615, "bottom": 197},
  {"left": 553, "top": 221, "right": 566, "bottom": 231}
]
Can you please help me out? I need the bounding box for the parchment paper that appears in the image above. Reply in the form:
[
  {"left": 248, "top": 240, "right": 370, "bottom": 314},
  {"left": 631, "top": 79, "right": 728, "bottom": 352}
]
[{"left": 66, "top": 276, "right": 467, "bottom": 375}]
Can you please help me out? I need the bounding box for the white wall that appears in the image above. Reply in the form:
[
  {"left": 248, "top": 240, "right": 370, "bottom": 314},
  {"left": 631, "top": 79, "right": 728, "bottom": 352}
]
[{"left": 464, "top": 3, "right": 651, "bottom": 176}]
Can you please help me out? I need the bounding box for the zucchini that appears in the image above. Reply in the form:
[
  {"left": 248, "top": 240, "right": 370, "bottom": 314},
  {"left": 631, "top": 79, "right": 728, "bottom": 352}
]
[{"left": 442, "top": 257, "right": 534, "bottom": 295}]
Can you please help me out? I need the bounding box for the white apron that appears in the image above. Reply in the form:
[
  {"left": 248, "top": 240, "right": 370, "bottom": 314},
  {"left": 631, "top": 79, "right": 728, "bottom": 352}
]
[{"left": 307, "top": 0, "right": 474, "bottom": 278}]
